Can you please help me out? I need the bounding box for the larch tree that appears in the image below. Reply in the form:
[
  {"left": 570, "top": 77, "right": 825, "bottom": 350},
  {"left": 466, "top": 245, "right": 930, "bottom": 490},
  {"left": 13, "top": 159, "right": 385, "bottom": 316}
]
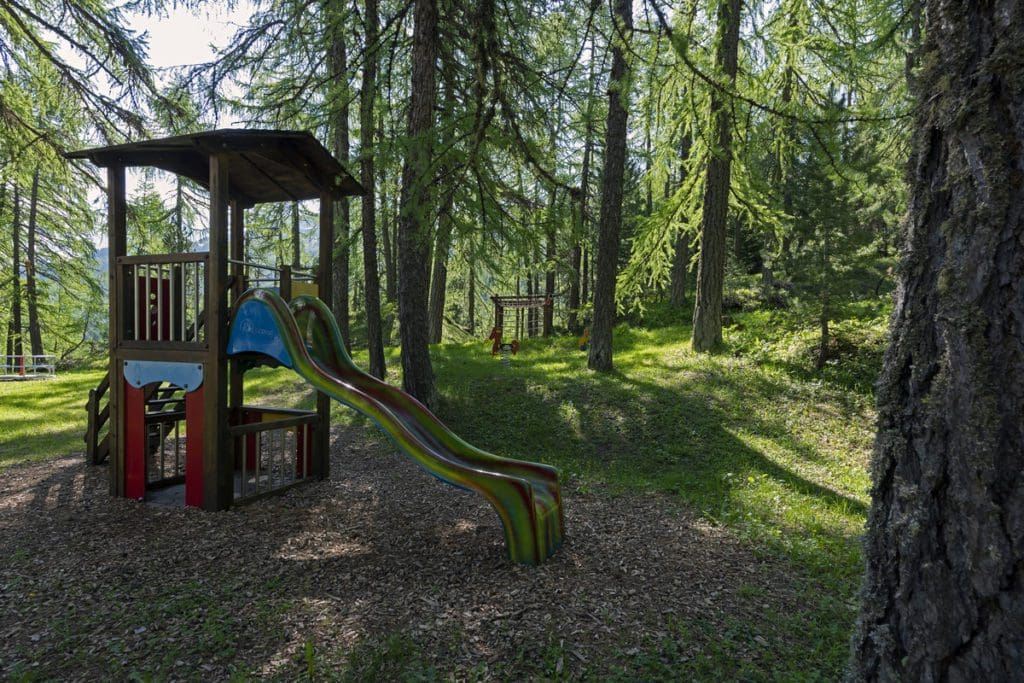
[
  {"left": 396, "top": 0, "right": 439, "bottom": 407},
  {"left": 25, "top": 167, "right": 43, "bottom": 357},
  {"left": 690, "top": 0, "right": 742, "bottom": 352},
  {"left": 851, "top": 0, "right": 1024, "bottom": 678},
  {"left": 588, "top": 0, "right": 633, "bottom": 372},
  {"left": 326, "top": 7, "right": 352, "bottom": 349},
  {"left": 360, "top": 0, "right": 386, "bottom": 379}
]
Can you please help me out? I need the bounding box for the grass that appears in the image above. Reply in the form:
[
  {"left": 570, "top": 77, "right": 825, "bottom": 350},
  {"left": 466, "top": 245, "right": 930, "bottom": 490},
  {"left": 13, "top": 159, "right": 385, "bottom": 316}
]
[
  {"left": 418, "top": 309, "right": 878, "bottom": 678},
  {"left": 0, "top": 363, "right": 105, "bottom": 470},
  {"left": 0, "top": 294, "right": 889, "bottom": 679}
]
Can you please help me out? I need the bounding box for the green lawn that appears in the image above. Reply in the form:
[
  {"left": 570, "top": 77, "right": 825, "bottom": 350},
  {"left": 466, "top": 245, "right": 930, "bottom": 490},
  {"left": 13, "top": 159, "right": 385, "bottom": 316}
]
[
  {"left": 0, "top": 364, "right": 105, "bottom": 470},
  {"left": 0, "top": 302, "right": 885, "bottom": 678}
]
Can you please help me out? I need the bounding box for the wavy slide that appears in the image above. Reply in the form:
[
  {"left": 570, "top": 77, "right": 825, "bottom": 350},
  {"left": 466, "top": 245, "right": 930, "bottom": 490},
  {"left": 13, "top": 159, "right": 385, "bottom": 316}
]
[{"left": 226, "top": 289, "right": 564, "bottom": 564}]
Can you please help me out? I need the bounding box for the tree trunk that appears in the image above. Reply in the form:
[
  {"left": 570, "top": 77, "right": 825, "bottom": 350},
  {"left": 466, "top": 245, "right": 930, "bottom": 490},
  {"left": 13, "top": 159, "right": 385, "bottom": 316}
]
[
  {"left": 851, "top": 3, "right": 1024, "bottom": 679},
  {"left": 379, "top": 129, "right": 398, "bottom": 305},
  {"left": 328, "top": 20, "right": 351, "bottom": 350},
  {"left": 26, "top": 168, "right": 43, "bottom": 357},
  {"left": 670, "top": 134, "right": 693, "bottom": 308},
  {"left": 814, "top": 217, "right": 831, "bottom": 370},
  {"left": 568, "top": 36, "right": 597, "bottom": 335},
  {"left": 396, "top": 0, "right": 438, "bottom": 408},
  {"left": 291, "top": 202, "right": 301, "bottom": 269},
  {"left": 691, "top": 0, "right": 742, "bottom": 352},
  {"left": 174, "top": 178, "right": 186, "bottom": 252},
  {"left": 526, "top": 262, "right": 535, "bottom": 337},
  {"left": 428, "top": 78, "right": 457, "bottom": 346},
  {"left": 581, "top": 246, "right": 589, "bottom": 306},
  {"left": 11, "top": 184, "right": 22, "bottom": 360},
  {"left": 361, "top": 0, "right": 386, "bottom": 378},
  {"left": 427, "top": 207, "right": 452, "bottom": 344},
  {"left": 544, "top": 221, "right": 555, "bottom": 336},
  {"left": 669, "top": 236, "right": 689, "bottom": 308},
  {"left": 467, "top": 259, "right": 476, "bottom": 335},
  {"left": 588, "top": 0, "right": 632, "bottom": 372}
]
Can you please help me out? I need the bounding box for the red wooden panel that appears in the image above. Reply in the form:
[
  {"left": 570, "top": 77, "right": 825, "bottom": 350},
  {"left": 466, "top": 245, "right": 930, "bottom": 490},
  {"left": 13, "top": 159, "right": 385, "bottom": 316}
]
[
  {"left": 185, "top": 386, "right": 205, "bottom": 508},
  {"left": 124, "top": 383, "right": 146, "bottom": 500}
]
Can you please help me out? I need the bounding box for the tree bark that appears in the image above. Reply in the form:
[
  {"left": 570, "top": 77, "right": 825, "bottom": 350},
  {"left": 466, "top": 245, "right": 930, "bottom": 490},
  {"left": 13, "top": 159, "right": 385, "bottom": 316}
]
[
  {"left": 581, "top": 246, "right": 589, "bottom": 306},
  {"left": 361, "top": 0, "right": 386, "bottom": 378},
  {"left": 850, "top": 2, "right": 1024, "bottom": 679},
  {"left": 588, "top": 0, "right": 632, "bottom": 371},
  {"left": 568, "top": 35, "right": 597, "bottom": 335},
  {"left": 691, "top": 0, "right": 742, "bottom": 352},
  {"left": 328, "top": 19, "right": 352, "bottom": 350},
  {"left": 467, "top": 258, "right": 475, "bottom": 335},
  {"left": 428, "top": 78, "right": 457, "bottom": 346},
  {"left": 26, "top": 168, "right": 43, "bottom": 357},
  {"left": 396, "top": 0, "right": 438, "bottom": 407},
  {"left": 291, "top": 202, "right": 301, "bottom": 269},
  {"left": 11, "top": 184, "right": 23, "bottom": 360},
  {"left": 544, "top": 219, "right": 555, "bottom": 336},
  {"left": 379, "top": 120, "right": 398, "bottom": 305},
  {"left": 427, "top": 204, "right": 452, "bottom": 344},
  {"left": 670, "top": 134, "right": 693, "bottom": 308}
]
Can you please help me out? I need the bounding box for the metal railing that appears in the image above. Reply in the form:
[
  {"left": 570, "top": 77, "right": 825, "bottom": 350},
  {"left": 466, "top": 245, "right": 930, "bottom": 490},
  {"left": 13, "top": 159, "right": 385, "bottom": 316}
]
[
  {"left": 230, "top": 407, "right": 317, "bottom": 502},
  {"left": 120, "top": 252, "right": 207, "bottom": 345},
  {"left": 0, "top": 354, "right": 56, "bottom": 379},
  {"left": 229, "top": 259, "right": 316, "bottom": 300}
]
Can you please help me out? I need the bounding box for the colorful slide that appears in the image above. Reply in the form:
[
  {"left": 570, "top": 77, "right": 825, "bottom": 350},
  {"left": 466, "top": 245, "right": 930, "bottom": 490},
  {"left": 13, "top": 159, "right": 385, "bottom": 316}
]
[{"left": 226, "top": 289, "right": 564, "bottom": 564}]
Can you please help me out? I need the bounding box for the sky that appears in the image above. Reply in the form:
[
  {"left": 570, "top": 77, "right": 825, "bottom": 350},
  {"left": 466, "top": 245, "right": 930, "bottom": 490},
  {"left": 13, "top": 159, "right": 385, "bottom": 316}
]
[
  {"left": 92, "top": 5, "right": 254, "bottom": 248},
  {"left": 130, "top": 4, "right": 253, "bottom": 71}
]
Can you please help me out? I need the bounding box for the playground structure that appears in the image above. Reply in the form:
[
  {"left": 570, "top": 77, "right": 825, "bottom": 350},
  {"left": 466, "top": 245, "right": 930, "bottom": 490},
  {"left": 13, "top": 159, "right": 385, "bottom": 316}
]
[
  {"left": 71, "top": 129, "right": 562, "bottom": 564},
  {"left": 487, "top": 294, "right": 552, "bottom": 356},
  {"left": 0, "top": 355, "right": 56, "bottom": 380}
]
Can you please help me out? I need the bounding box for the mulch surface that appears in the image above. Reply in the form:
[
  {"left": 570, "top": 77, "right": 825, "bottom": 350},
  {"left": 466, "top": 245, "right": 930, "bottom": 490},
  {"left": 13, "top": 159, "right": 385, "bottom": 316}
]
[{"left": 1, "top": 424, "right": 811, "bottom": 680}]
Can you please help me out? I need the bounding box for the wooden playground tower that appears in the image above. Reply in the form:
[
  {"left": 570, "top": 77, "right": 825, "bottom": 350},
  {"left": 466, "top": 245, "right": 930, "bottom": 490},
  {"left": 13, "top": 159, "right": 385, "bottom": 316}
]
[{"left": 71, "top": 130, "right": 362, "bottom": 510}]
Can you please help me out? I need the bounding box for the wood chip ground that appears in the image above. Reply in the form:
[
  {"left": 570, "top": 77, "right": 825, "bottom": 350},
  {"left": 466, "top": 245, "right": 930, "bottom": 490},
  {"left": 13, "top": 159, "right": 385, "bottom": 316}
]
[{"left": 1, "top": 424, "right": 818, "bottom": 680}]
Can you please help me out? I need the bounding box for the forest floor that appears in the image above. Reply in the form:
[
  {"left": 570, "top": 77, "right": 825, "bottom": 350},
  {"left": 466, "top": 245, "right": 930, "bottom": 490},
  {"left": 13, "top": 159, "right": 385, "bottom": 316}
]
[
  {"left": 0, "top": 299, "right": 888, "bottom": 679},
  {"left": 3, "top": 427, "right": 812, "bottom": 681}
]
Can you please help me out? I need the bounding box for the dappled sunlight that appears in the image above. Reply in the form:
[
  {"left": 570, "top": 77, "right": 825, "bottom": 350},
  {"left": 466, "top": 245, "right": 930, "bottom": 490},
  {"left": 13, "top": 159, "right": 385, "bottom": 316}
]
[{"left": 275, "top": 531, "right": 372, "bottom": 561}]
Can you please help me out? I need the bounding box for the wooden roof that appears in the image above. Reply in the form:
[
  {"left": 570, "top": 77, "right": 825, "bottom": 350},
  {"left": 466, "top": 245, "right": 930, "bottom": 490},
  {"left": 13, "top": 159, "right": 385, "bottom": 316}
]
[{"left": 67, "top": 129, "right": 364, "bottom": 206}]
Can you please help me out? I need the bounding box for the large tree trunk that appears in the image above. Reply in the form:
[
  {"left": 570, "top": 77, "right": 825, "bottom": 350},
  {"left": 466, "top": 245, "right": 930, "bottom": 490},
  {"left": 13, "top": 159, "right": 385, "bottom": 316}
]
[
  {"left": 26, "top": 168, "right": 43, "bottom": 357},
  {"left": 851, "top": 2, "right": 1024, "bottom": 679},
  {"left": 396, "top": 0, "right": 438, "bottom": 407},
  {"left": 11, "top": 184, "right": 22, "bottom": 361},
  {"left": 587, "top": 0, "right": 632, "bottom": 372},
  {"left": 361, "top": 0, "right": 386, "bottom": 378},
  {"left": 328, "top": 20, "right": 352, "bottom": 350},
  {"left": 691, "top": 0, "right": 742, "bottom": 352}
]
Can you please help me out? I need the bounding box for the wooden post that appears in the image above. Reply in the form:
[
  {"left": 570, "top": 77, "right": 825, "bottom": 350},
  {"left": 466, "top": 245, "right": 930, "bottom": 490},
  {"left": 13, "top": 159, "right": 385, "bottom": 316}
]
[
  {"left": 315, "top": 192, "right": 334, "bottom": 479},
  {"left": 229, "top": 201, "right": 245, "bottom": 414},
  {"left": 107, "top": 165, "right": 127, "bottom": 496},
  {"left": 204, "top": 154, "right": 232, "bottom": 510},
  {"left": 280, "top": 265, "right": 292, "bottom": 302}
]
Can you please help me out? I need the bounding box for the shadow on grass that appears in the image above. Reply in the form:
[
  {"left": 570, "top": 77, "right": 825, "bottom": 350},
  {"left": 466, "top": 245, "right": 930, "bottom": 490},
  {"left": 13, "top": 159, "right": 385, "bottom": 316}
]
[{"left": 430, "top": 332, "right": 867, "bottom": 583}]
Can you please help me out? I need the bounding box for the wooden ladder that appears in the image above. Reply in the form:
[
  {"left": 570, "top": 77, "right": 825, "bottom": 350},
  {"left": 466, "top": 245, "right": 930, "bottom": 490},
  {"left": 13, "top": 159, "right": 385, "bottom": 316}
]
[{"left": 85, "top": 310, "right": 206, "bottom": 465}]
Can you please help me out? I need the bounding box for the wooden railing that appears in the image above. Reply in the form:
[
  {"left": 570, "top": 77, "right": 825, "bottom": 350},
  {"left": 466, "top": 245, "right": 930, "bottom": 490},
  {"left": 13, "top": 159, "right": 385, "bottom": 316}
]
[
  {"left": 119, "top": 252, "right": 208, "bottom": 347},
  {"left": 84, "top": 373, "right": 111, "bottom": 465},
  {"left": 230, "top": 407, "right": 317, "bottom": 502}
]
